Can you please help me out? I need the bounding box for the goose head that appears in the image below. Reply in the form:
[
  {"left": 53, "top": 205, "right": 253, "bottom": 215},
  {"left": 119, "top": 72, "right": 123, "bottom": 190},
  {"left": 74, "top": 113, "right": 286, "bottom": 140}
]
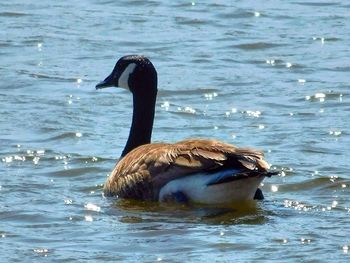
[
  {"left": 96, "top": 55, "right": 158, "bottom": 157},
  {"left": 96, "top": 55, "right": 157, "bottom": 95}
]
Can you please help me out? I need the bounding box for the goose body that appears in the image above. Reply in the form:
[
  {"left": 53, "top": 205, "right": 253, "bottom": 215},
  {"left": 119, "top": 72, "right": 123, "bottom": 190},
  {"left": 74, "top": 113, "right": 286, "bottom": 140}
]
[{"left": 96, "top": 55, "right": 275, "bottom": 204}]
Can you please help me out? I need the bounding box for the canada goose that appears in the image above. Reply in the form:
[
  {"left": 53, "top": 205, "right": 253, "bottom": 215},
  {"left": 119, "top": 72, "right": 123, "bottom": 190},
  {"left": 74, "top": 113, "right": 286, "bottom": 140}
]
[{"left": 96, "top": 55, "right": 276, "bottom": 204}]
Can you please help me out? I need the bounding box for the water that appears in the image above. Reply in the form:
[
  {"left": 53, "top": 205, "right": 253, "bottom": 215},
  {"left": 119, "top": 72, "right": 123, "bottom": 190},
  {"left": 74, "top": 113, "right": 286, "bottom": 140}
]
[{"left": 1, "top": 0, "right": 350, "bottom": 261}]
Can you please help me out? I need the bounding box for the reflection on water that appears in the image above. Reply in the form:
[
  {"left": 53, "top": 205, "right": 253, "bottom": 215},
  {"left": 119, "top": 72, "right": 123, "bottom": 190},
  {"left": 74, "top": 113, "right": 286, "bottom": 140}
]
[{"left": 113, "top": 198, "right": 271, "bottom": 225}]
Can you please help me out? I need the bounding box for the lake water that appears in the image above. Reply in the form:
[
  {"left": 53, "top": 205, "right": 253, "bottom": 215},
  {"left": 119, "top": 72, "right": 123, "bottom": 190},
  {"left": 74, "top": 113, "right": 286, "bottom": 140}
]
[{"left": 1, "top": 0, "right": 350, "bottom": 262}]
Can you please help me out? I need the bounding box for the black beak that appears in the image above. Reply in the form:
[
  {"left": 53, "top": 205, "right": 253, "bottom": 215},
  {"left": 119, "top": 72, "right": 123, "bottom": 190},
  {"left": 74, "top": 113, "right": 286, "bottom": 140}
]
[{"left": 96, "top": 73, "right": 115, "bottom": 89}]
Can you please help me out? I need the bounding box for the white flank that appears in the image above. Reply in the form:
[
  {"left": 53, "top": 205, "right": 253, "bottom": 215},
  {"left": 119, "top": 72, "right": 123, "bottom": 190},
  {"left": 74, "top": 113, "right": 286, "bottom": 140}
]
[
  {"left": 159, "top": 173, "right": 264, "bottom": 204},
  {"left": 118, "top": 63, "right": 137, "bottom": 90}
]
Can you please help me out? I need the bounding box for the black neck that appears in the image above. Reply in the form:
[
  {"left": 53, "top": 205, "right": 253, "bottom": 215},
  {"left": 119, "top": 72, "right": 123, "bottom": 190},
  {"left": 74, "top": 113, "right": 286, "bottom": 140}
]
[{"left": 121, "top": 90, "right": 157, "bottom": 157}]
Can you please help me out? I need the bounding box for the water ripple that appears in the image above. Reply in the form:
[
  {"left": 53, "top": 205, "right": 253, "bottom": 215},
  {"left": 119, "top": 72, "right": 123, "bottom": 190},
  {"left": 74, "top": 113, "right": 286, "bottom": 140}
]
[
  {"left": 0, "top": 11, "right": 31, "bottom": 17},
  {"left": 1, "top": 0, "right": 350, "bottom": 262},
  {"left": 232, "top": 42, "right": 286, "bottom": 50}
]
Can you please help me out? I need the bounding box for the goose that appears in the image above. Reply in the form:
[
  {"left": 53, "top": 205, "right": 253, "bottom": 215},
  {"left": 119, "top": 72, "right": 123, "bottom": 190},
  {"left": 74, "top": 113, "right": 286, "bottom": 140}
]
[{"left": 96, "top": 55, "right": 276, "bottom": 204}]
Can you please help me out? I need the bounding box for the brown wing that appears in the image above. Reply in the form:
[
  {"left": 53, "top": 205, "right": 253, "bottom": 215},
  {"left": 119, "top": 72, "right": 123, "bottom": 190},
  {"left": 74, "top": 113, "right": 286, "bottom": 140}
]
[{"left": 103, "top": 139, "right": 270, "bottom": 200}]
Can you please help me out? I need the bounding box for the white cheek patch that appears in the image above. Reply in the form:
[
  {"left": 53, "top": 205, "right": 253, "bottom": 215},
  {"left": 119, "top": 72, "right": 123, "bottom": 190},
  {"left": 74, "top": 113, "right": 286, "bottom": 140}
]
[{"left": 118, "top": 63, "right": 137, "bottom": 90}]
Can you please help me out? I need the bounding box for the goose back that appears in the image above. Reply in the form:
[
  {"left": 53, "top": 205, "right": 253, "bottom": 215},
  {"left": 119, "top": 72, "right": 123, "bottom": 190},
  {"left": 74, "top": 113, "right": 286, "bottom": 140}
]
[{"left": 103, "top": 138, "right": 270, "bottom": 200}]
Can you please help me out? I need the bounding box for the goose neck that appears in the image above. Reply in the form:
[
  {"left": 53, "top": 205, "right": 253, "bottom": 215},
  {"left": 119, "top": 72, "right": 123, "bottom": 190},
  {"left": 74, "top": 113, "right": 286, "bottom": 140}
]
[{"left": 121, "top": 90, "right": 157, "bottom": 157}]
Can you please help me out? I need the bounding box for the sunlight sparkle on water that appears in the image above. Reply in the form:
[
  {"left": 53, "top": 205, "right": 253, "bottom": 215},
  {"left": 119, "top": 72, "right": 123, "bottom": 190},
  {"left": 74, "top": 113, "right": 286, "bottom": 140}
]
[
  {"left": 85, "top": 215, "right": 93, "bottom": 222},
  {"left": 311, "top": 170, "right": 319, "bottom": 177},
  {"left": 301, "top": 238, "right": 311, "bottom": 244},
  {"left": 37, "top": 43, "right": 42, "bottom": 51},
  {"left": 315, "top": 93, "right": 325, "bottom": 102},
  {"left": 177, "top": 106, "right": 196, "bottom": 114},
  {"left": 33, "top": 248, "right": 49, "bottom": 256},
  {"left": 184, "top": 106, "right": 196, "bottom": 114},
  {"left": 55, "top": 155, "right": 66, "bottom": 160},
  {"left": 85, "top": 203, "right": 101, "bottom": 212},
  {"left": 312, "top": 37, "right": 325, "bottom": 44},
  {"left": 245, "top": 110, "right": 261, "bottom": 118},
  {"left": 329, "top": 130, "right": 342, "bottom": 136},
  {"left": 331, "top": 201, "right": 338, "bottom": 208},
  {"left": 271, "top": 185, "right": 278, "bottom": 192},
  {"left": 305, "top": 92, "right": 330, "bottom": 102},
  {"left": 330, "top": 175, "right": 339, "bottom": 183},
  {"left": 161, "top": 101, "right": 170, "bottom": 111},
  {"left": 26, "top": 150, "right": 34, "bottom": 155},
  {"left": 33, "top": 156, "right": 40, "bottom": 165},
  {"left": 36, "top": 149, "right": 45, "bottom": 155},
  {"left": 2, "top": 156, "right": 13, "bottom": 163},
  {"left": 204, "top": 92, "right": 218, "bottom": 100},
  {"left": 314, "top": 93, "right": 325, "bottom": 99},
  {"left": 64, "top": 199, "right": 73, "bottom": 205},
  {"left": 68, "top": 94, "right": 73, "bottom": 104},
  {"left": 15, "top": 155, "right": 25, "bottom": 161},
  {"left": 284, "top": 200, "right": 313, "bottom": 212}
]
